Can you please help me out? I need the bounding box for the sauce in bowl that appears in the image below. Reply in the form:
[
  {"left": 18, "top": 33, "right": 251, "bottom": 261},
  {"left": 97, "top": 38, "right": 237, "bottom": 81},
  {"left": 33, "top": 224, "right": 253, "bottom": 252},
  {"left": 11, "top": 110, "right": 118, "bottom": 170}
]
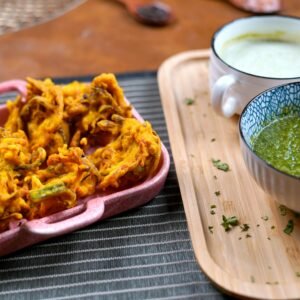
[{"left": 253, "top": 115, "right": 300, "bottom": 177}]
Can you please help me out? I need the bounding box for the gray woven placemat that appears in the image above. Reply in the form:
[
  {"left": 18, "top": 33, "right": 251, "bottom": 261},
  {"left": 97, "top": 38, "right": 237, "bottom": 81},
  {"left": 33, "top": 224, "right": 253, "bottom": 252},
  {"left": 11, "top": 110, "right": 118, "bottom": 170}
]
[
  {"left": 0, "top": 72, "right": 231, "bottom": 300},
  {"left": 0, "top": 0, "right": 86, "bottom": 35}
]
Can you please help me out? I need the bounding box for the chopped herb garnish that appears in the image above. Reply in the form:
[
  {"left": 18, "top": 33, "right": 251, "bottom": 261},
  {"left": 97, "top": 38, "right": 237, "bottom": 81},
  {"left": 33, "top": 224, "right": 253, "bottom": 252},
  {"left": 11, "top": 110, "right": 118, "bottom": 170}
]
[
  {"left": 245, "top": 234, "right": 252, "bottom": 238},
  {"left": 240, "top": 224, "right": 250, "bottom": 232},
  {"left": 261, "top": 216, "right": 269, "bottom": 221},
  {"left": 210, "top": 204, "right": 216, "bottom": 209},
  {"left": 221, "top": 215, "right": 239, "bottom": 232},
  {"left": 284, "top": 219, "right": 294, "bottom": 235},
  {"left": 256, "top": 224, "right": 260, "bottom": 227},
  {"left": 213, "top": 175, "right": 218, "bottom": 180},
  {"left": 279, "top": 205, "right": 288, "bottom": 216},
  {"left": 211, "top": 138, "right": 216, "bottom": 142},
  {"left": 271, "top": 225, "right": 275, "bottom": 230},
  {"left": 208, "top": 226, "right": 214, "bottom": 233},
  {"left": 210, "top": 210, "right": 216, "bottom": 215},
  {"left": 184, "top": 97, "right": 195, "bottom": 105},
  {"left": 267, "top": 237, "right": 271, "bottom": 240},
  {"left": 212, "top": 159, "right": 230, "bottom": 172},
  {"left": 214, "top": 191, "right": 221, "bottom": 196}
]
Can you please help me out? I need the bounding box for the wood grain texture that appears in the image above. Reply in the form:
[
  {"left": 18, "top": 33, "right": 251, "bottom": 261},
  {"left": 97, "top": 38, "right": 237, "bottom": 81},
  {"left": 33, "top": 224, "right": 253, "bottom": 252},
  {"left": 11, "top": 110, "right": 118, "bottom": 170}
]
[
  {"left": 158, "top": 50, "right": 300, "bottom": 299},
  {"left": 0, "top": 0, "right": 300, "bottom": 81}
]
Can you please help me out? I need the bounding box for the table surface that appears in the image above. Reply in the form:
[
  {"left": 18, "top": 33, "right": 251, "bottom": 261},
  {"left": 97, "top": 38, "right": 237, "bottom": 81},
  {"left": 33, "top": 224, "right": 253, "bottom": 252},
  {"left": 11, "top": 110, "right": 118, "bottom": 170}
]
[
  {"left": 1, "top": 1, "right": 300, "bottom": 299},
  {"left": 0, "top": 0, "right": 300, "bottom": 81}
]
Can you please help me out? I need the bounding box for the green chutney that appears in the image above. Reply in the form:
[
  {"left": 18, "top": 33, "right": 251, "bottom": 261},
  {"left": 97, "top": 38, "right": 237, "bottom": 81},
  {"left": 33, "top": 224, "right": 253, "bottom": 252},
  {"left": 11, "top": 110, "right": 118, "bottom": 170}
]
[{"left": 252, "top": 115, "right": 300, "bottom": 178}]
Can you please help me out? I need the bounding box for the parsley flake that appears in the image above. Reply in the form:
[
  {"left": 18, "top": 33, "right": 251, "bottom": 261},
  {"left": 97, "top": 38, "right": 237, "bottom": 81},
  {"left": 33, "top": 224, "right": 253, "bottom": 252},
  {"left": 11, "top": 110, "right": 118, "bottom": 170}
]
[
  {"left": 214, "top": 191, "right": 221, "bottom": 196},
  {"left": 212, "top": 159, "right": 230, "bottom": 172},
  {"left": 240, "top": 224, "right": 250, "bottom": 232},
  {"left": 221, "top": 215, "right": 239, "bottom": 232},
  {"left": 208, "top": 226, "right": 214, "bottom": 233},
  {"left": 279, "top": 205, "right": 288, "bottom": 216},
  {"left": 284, "top": 219, "right": 294, "bottom": 235},
  {"left": 184, "top": 97, "right": 195, "bottom": 105}
]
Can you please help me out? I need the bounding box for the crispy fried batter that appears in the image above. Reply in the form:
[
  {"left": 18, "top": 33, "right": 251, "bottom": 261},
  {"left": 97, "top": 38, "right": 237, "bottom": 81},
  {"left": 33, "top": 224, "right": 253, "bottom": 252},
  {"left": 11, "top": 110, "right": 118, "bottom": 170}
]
[
  {"left": 0, "top": 73, "right": 162, "bottom": 232},
  {"left": 90, "top": 118, "right": 161, "bottom": 190},
  {"left": 69, "top": 74, "right": 132, "bottom": 148},
  {"left": 0, "top": 129, "right": 31, "bottom": 231}
]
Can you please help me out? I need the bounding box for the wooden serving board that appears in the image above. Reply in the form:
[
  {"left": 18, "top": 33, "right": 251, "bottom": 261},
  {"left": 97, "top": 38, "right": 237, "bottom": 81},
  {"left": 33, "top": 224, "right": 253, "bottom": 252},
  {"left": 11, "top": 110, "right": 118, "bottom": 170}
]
[{"left": 158, "top": 49, "right": 300, "bottom": 299}]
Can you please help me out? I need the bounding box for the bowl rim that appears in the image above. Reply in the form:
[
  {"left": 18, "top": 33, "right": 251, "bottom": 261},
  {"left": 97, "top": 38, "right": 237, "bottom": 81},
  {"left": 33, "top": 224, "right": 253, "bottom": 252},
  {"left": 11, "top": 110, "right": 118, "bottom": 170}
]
[
  {"left": 211, "top": 14, "right": 300, "bottom": 80},
  {"left": 239, "top": 81, "right": 300, "bottom": 181}
]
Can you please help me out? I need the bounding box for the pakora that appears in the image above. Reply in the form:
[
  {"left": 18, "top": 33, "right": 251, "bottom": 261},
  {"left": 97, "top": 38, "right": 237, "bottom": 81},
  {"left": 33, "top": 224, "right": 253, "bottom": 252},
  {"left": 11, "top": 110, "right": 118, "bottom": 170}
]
[{"left": 0, "top": 73, "right": 162, "bottom": 232}]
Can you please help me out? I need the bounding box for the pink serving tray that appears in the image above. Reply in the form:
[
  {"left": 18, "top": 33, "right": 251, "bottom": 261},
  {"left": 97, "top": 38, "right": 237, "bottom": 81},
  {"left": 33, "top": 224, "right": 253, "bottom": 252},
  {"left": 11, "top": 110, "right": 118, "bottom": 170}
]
[{"left": 0, "top": 80, "right": 170, "bottom": 256}]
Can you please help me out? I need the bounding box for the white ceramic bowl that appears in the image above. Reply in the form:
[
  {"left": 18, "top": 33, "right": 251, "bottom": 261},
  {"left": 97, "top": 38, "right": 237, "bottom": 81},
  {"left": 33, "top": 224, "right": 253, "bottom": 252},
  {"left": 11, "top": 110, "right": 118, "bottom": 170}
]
[
  {"left": 210, "top": 15, "right": 300, "bottom": 118},
  {"left": 239, "top": 82, "right": 300, "bottom": 211}
]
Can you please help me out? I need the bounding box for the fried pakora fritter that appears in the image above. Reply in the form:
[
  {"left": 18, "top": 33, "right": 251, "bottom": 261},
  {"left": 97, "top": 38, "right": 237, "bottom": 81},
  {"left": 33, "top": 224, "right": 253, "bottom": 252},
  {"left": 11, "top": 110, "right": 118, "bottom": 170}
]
[
  {"left": 90, "top": 117, "right": 161, "bottom": 190},
  {"left": 6, "top": 78, "right": 69, "bottom": 155},
  {"left": 0, "top": 129, "right": 31, "bottom": 231},
  {"left": 68, "top": 74, "right": 132, "bottom": 148},
  {"left": 0, "top": 73, "right": 162, "bottom": 232}
]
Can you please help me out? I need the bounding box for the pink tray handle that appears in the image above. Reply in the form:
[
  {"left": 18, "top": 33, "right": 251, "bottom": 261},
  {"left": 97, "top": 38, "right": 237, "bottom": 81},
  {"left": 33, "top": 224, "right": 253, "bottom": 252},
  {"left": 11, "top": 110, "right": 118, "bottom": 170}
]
[
  {"left": 0, "top": 80, "right": 27, "bottom": 100},
  {"left": 21, "top": 197, "right": 105, "bottom": 237}
]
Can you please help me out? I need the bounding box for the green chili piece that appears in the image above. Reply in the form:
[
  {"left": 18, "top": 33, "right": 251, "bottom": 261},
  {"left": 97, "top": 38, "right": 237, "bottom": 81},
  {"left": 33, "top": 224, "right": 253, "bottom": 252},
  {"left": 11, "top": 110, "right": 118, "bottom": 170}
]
[{"left": 29, "top": 182, "right": 67, "bottom": 202}]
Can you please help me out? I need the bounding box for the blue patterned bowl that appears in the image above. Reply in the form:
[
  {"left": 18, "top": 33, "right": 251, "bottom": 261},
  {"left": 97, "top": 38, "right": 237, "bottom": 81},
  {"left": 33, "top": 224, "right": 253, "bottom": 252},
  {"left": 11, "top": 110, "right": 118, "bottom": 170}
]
[{"left": 239, "top": 82, "right": 300, "bottom": 211}]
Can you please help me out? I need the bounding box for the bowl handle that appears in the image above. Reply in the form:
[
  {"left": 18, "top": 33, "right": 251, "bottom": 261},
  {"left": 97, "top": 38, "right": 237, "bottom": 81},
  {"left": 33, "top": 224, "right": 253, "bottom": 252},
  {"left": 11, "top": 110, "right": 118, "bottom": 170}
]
[
  {"left": 21, "top": 197, "right": 105, "bottom": 237},
  {"left": 0, "top": 80, "right": 27, "bottom": 100}
]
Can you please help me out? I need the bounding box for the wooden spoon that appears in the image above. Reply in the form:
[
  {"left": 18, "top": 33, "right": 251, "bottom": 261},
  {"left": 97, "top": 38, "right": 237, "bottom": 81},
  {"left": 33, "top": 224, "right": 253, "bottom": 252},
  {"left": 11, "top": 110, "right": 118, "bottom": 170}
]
[
  {"left": 116, "top": 0, "right": 176, "bottom": 26},
  {"left": 229, "top": 0, "right": 281, "bottom": 13}
]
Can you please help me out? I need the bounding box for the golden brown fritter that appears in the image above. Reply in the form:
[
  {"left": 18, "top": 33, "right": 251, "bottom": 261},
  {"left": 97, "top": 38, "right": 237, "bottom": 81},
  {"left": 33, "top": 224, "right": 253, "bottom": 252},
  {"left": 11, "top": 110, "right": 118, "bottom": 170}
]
[
  {"left": 69, "top": 74, "right": 132, "bottom": 148},
  {"left": 0, "top": 73, "right": 162, "bottom": 232},
  {"left": 0, "top": 129, "right": 31, "bottom": 231},
  {"left": 90, "top": 117, "right": 161, "bottom": 190},
  {"left": 5, "top": 78, "right": 69, "bottom": 155}
]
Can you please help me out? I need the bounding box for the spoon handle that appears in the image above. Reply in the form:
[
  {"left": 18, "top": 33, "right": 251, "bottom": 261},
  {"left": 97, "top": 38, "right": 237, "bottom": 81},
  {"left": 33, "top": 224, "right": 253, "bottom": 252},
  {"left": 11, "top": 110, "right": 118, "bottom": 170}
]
[
  {"left": 113, "top": 0, "right": 175, "bottom": 26},
  {"left": 116, "top": 0, "right": 139, "bottom": 11},
  {"left": 229, "top": 0, "right": 281, "bottom": 13}
]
